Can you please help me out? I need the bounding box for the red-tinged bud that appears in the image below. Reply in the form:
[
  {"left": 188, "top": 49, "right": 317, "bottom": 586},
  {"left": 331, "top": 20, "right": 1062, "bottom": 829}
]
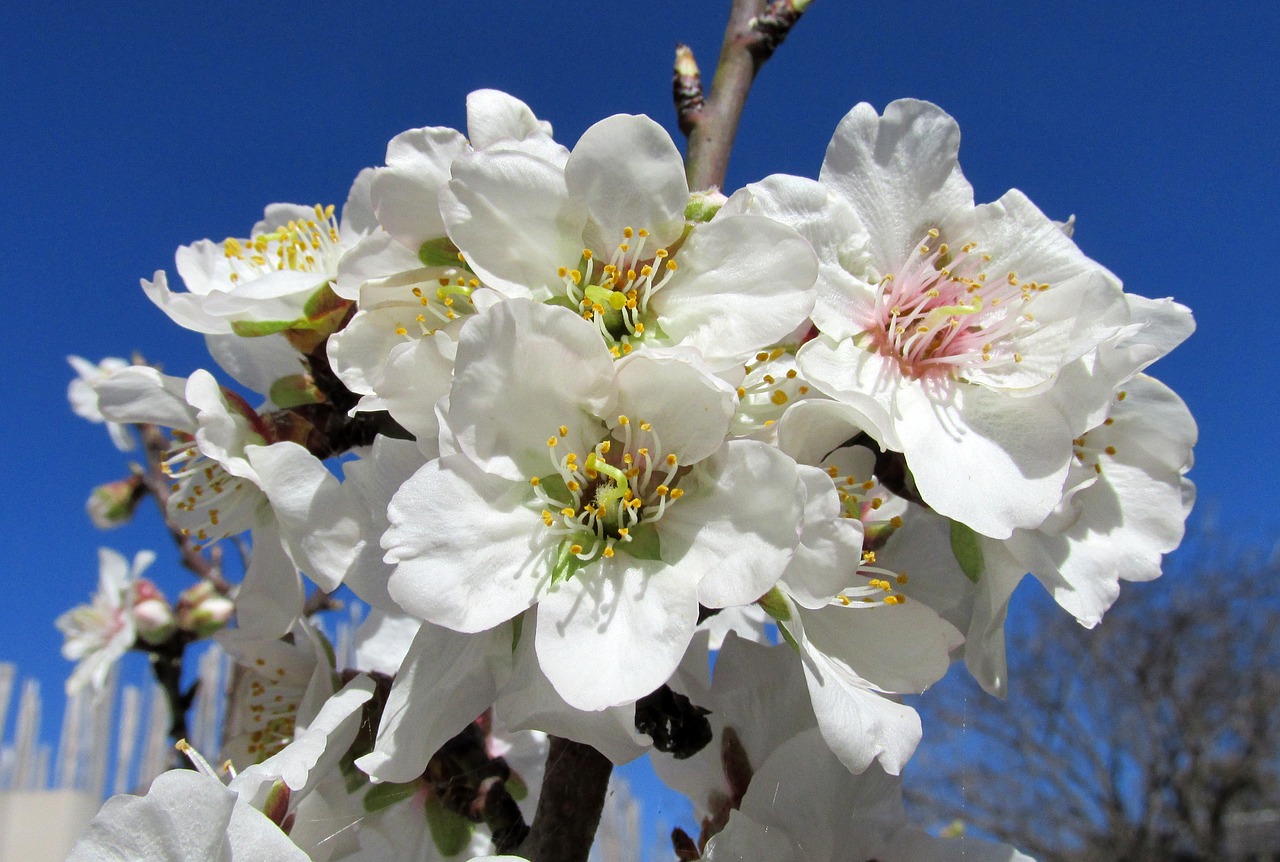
[
  {"left": 132, "top": 580, "right": 175, "bottom": 645},
  {"left": 261, "top": 779, "right": 292, "bottom": 832},
  {"left": 176, "top": 581, "right": 234, "bottom": 637},
  {"left": 86, "top": 474, "right": 146, "bottom": 529}
]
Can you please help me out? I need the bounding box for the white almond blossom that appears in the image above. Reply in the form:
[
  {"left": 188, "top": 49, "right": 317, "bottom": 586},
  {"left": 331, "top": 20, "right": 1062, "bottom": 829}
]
[
  {"left": 56, "top": 547, "right": 156, "bottom": 694},
  {"left": 67, "top": 768, "right": 310, "bottom": 862},
  {"left": 67, "top": 355, "right": 136, "bottom": 451},
  {"left": 439, "top": 112, "right": 818, "bottom": 369},
  {"left": 731, "top": 99, "right": 1134, "bottom": 539},
  {"left": 382, "top": 299, "right": 805, "bottom": 711},
  {"left": 985, "top": 373, "right": 1197, "bottom": 626},
  {"left": 327, "top": 91, "right": 565, "bottom": 428},
  {"left": 141, "top": 170, "right": 376, "bottom": 336},
  {"left": 94, "top": 366, "right": 368, "bottom": 637}
]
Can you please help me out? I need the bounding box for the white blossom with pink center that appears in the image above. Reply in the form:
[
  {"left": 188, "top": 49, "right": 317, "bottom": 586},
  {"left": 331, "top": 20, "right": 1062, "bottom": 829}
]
[{"left": 729, "top": 100, "right": 1133, "bottom": 539}]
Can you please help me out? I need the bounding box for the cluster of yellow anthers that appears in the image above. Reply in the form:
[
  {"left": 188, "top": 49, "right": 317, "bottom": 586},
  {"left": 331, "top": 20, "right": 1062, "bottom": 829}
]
[
  {"left": 734, "top": 348, "right": 812, "bottom": 430},
  {"left": 1072, "top": 390, "right": 1125, "bottom": 475},
  {"left": 821, "top": 464, "right": 909, "bottom": 606},
  {"left": 162, "top": 440, "right": 245, "bottom": 548},
  {"left": 557, "top": 227, "right": 679, "bottom": 356},
  {"left": 221, "top": 204, "right": 340, "bottom": 283},
  {"left": 872, "top": 227, "right": 1052, "bottom": 377},
  {"left": 825, "top": 463, "right": 895, "bottom": 523},
  {"left": 392, "top": 269, "right": 479, "bottom": 337},
  {"left": 832, "top": 567, "right": 910, "bottom": 607},
  {"left": 241, "top": 657, "right": 299, "bottom": 762},
  {"left": 531, "top": 415, "right": 684, "bottom": 563}
]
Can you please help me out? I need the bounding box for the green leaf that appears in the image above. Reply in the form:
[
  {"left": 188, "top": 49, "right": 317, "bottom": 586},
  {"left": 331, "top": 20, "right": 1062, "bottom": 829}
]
[
  {"left": 949, "top": 519, "right": 985, "bottom": 583},
  {"left": 418, "top": 236, "right": 461, "bottom": 268},
  {"left": 363, "top": 780, "right": 419, "bottom": 813},
  {"left": 424, "top": 794, "right": 475, "bottom": 856}
]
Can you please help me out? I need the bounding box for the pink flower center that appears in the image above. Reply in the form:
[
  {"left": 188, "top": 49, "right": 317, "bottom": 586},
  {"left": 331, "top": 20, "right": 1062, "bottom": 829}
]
[{"left": 863, "top": 231, "right": 1047, "bottom": 379}]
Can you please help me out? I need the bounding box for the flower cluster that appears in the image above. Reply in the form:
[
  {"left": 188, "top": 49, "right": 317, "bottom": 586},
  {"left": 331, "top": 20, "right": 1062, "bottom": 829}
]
[{"left": 65, "top": 90, "right": 1193, "bottom": 861}]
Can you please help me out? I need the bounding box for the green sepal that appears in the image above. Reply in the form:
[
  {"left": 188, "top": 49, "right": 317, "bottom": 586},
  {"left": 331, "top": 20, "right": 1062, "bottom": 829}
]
[
  {"left": 551, "top": 537, "right": 591, "bottom": 584},
  {"left": 301, "top": 283, "right": 344, "bottom": 321},
  {"left": 684, "top": 194, "right": 722, "bottom": 223},
  {"left": 623, "top": 523, "right": 663, "bottom": 562},
  {"left": 756, "top": 586, "right": 792, "bottom": 622},
  {"left": 418, "top": 236, "right": 462, "bottom": 268},
  {"left": 268, "top": 374, "right": 323, "bottom": 409},
  {"left": 505, "top": 772, "right": 528, "bottom": 802},
  {"left": 948, "top": 519, "right": 985, "bottom": 583},
  {"left": 776, "top": 619, "right": 801, "bottom": 654},
  {"left": 363, "top": 780, "right": 419, "bottom": 813},
  {"left": 544, "top": 294, "right": 580, "bottom": 313},
  {"left": 229, "top": 284, "right": 350, "bottom": 346},
  {"left": 424, "top": 794, "right": 475, "bottom": 856},
  {"left": 231, "top": 318, "right": 295, "bottom": 338},
  {"left": 511, "top": 613, "right": 524, "bottom": 653}
]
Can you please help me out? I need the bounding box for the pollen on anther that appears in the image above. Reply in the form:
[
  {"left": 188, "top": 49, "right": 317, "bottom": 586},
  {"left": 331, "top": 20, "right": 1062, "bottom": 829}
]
[
  {"left": 1104, "top": 446, "right": 1117, "bottom": 455},
  {"left": 547, "top": 437, "right": 558, "bottom": 447},
  {"left": 665, "top": 454, "right": 678, "bottom": 466}
]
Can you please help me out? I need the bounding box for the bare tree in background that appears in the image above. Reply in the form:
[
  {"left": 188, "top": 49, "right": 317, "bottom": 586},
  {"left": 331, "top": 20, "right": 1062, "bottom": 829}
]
[{"left": 906, "top": 529, "right": 1280, "bottom": 862}]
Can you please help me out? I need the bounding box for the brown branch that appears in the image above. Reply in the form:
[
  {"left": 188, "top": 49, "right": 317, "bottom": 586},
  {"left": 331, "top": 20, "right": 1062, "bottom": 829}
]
[
  {"left": 517, "top": 736, "right": 614, "bottom": 862},
  {"left": 680, "top": 0, "right": 812, "bottom": 191}
]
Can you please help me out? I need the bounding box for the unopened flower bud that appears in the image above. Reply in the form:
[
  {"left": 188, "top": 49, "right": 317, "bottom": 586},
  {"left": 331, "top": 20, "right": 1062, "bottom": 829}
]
[
  {"left": 177, "top": 581, "right": 234, "bottom": 637},
  {"left": 261, "top": 779, "right": 293, "bottom": 831},
  {"left": 86, "top": 474, "right": 146, "bottom": 529},
  {"left": 132, "top": 579, "right": 175, "bottom": 645},
  {"left": 684, "top": 189, "right": 728, "bottom": 222}
]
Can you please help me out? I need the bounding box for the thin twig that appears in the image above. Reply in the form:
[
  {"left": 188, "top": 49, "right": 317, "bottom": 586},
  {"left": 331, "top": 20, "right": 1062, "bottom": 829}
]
[{"left": 681, "top": 0, "right": 812, "bottom": 191}]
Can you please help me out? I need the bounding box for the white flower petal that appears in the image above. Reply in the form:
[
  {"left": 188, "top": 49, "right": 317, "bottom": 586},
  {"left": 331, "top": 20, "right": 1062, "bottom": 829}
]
[
  {"left": 535, "top": 554, "right": 700, "bottom": 711},
  {"left": 819, "top": 99, "right": 974, "bottom": 270},
  {"left": 386, "top": 455, "right": 548, "bottom": 632},
  {"left": 653, "top": 441, "right": 803, "bottom": 609},
  {"left": 246, "top": 442, "right": 367, "bottom": 591},
  {"left": 566, "top": 114, "right": 688, "bottom": 250},
  {"left": 651, "top": 215, "right": 818, "bottom": 368},
  {"left": 447, "top": 300, "right": 615, "bottom": 480},
  {"left": 372, "top": 126, "right": 470, "bottom": 250},
  {"left": 356, "top": 624, "right": 512, "bottom": 783},
  {"left": 442, "top": 148, "right": 583, "bottom": 297}
]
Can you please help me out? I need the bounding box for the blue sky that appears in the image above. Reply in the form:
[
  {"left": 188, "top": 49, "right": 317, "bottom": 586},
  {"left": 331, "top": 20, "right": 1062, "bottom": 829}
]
[{"left": 2, "top": 0, "right": 1276, "bottom": 850}]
